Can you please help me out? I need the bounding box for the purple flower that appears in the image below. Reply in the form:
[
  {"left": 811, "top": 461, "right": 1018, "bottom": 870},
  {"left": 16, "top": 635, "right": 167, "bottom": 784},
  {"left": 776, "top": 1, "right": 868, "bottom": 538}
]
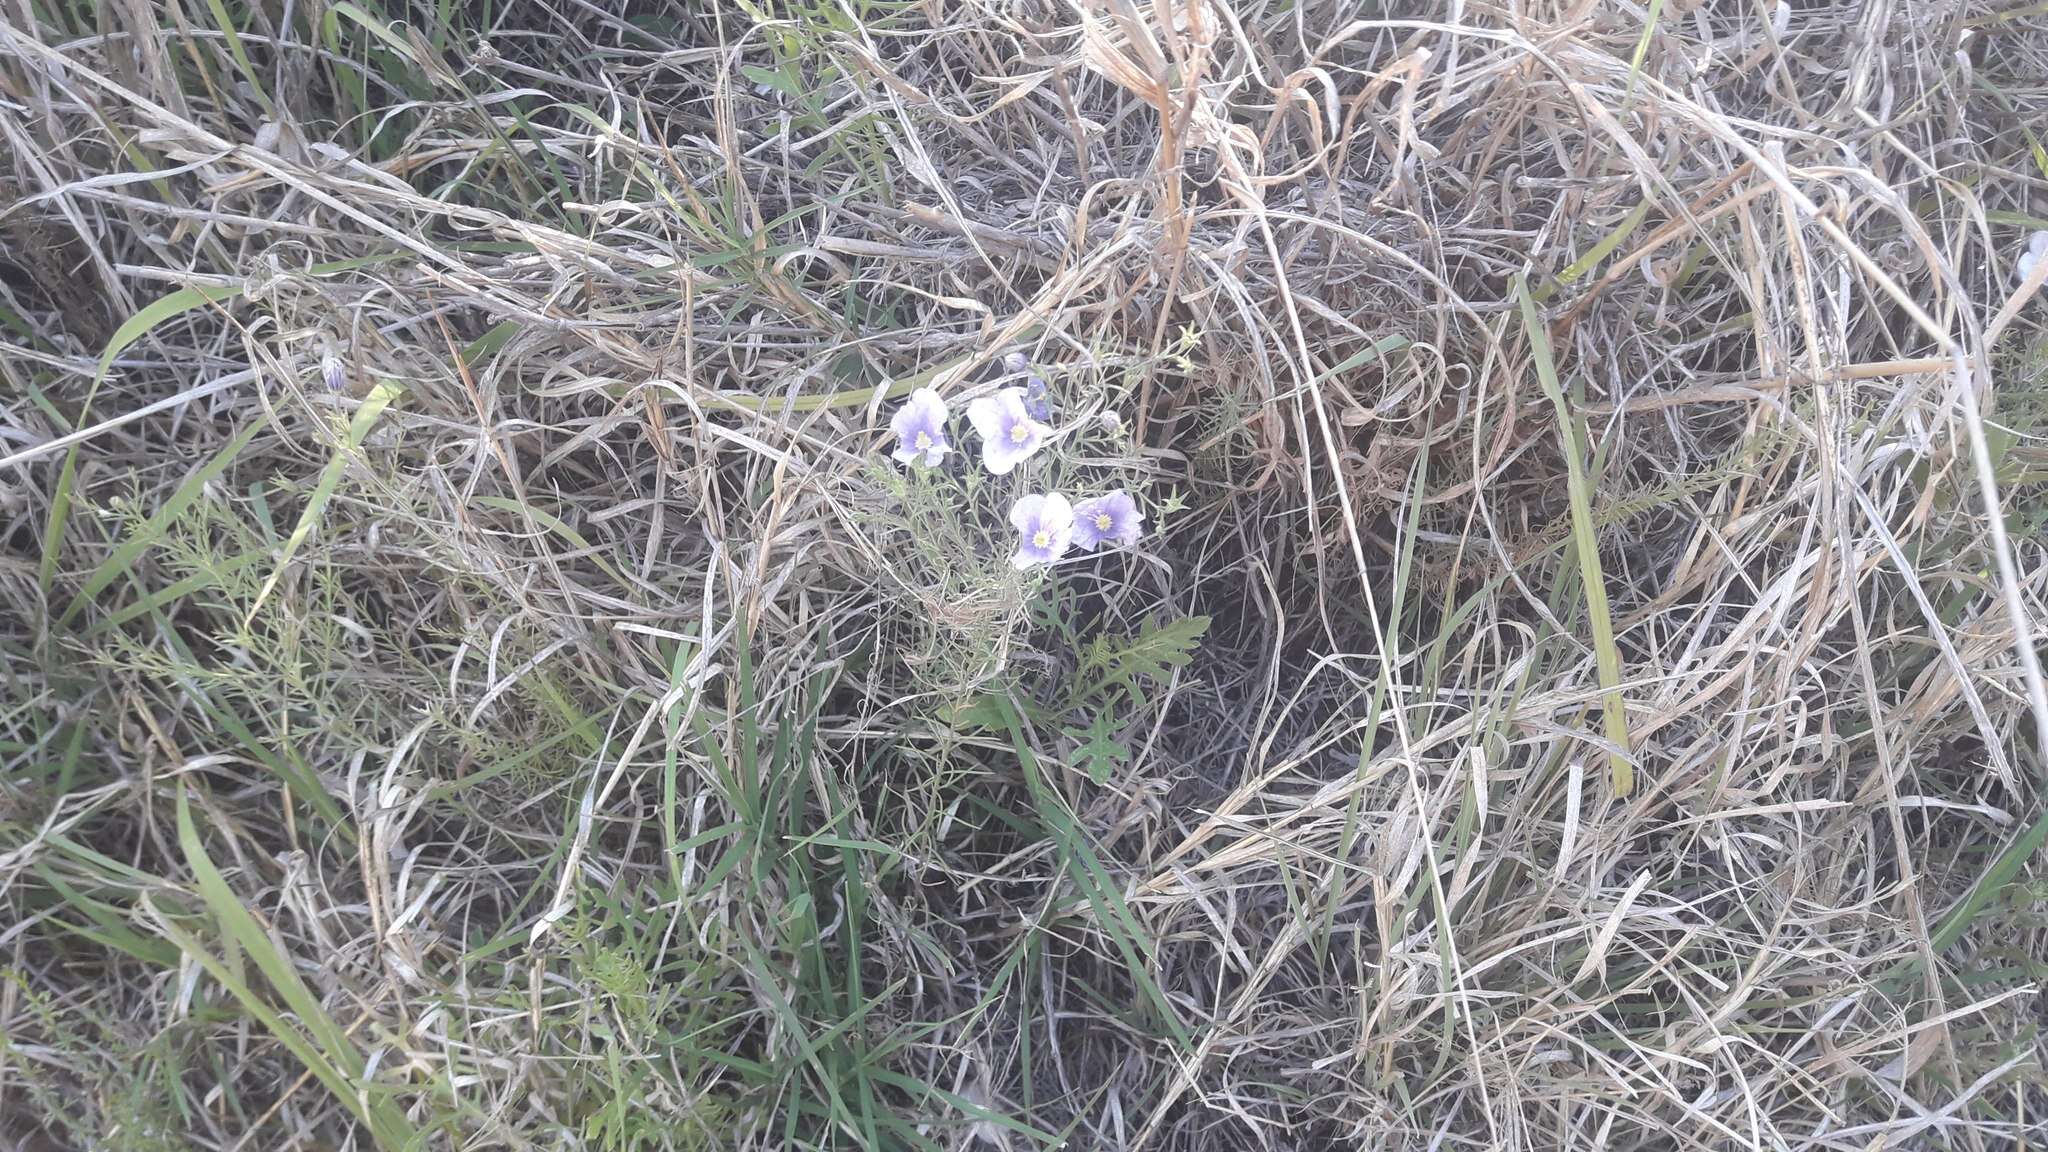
[
  {"left": 1023, "top": 375, "right": 1053, "bottom": 422},
  {"left": 1071, "top": 491, "right": 1144, "bottom": 550},
  {"left": 1008, "top": 492, "right": 1074, "bottom": 569},
  {"left": 1004, "top": 352, "right": 1053, "bottom": 420},
  {"left": 967, "top": 388, "right": 1047, "bottom": 475},
  {"left": 889, "top": 387, "right": 951, "bottom": 467}
]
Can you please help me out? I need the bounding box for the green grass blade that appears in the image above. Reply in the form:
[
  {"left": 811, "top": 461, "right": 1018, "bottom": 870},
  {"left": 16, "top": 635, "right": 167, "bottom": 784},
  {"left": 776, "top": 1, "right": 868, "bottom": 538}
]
[
  {"left": 1547, "top": 200, "right": 1653, "bottom": 293},
  {"left": 200, "top": 0, "right": 275, "bottom": 116},
  {"left": 178, "top": 786, "right": 359, "bottom": 1060},
  {"left": 661, "top": 634, "right": 701, "bottom": 904},
  {"left": 1626, "top": 0, "right": 1668, "bottom": 97},
  {"left": 151, "top": 913, "right": 370, "bottom": 1123},
  {"left": 37, "top": 447, "right": 79, "bottom": 600},
  {"left": 33, "top": 867, "right": 183, "bottom": 967},
  {"left": 1931, "top": 804, "right": 2048, "bottom": 953},
  {"left": 246, "top": 380, "right": 401, "bottom": 622},
  {"left": 86, "top": 550, "right": 264, "bottom": 636},
  {"left": 59, "top": 415, "right": 269, "bottom": 627},
  {"left": 149, "top": 621, "right": 349, "bottom": 832},
  {"left": 470, "top": 494, "right": 630, "bottom": 588},
  {"left": 1517, "top": 278, "right": 1634, "bottom": 796},
  {"left": 97, "top": 283, "right": 244, "bottom": 383},
  {"left": 94, "top": 258, "right": 402, "bottom": 388},
  {"left": 175, "top": 786, "right": 415, "bottom": 1149},
  {"left": 866, "top": 1069, "right": 1060, "bottom": 1148},
  {"left": 326, "top": 1, "right": 430, "bottom": 63},
  {"left": 993, "top": 695, "right": 1191, "bottom": 1049},
  {"left": 1312, "top": 334, "right": 1414, "bottom": 386},
  {"left": 1318, "top": 439, "right": 1429, "bottom": 959}
]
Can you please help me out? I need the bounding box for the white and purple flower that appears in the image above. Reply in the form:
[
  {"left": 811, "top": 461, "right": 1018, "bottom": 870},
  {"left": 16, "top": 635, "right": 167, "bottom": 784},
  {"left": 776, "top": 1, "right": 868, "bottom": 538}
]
[
  {"left": 889, "top": 387, "right": 951, "bottom": 467},
  {"left": 1009, "top": 492, "right": 1074, "bottom": 569},
  {"left": 1071, "top": 491, "right": 1143, "bottom": 550},
  {"left": 967, "top": 387, "right": 1047, "bottom": 475}
]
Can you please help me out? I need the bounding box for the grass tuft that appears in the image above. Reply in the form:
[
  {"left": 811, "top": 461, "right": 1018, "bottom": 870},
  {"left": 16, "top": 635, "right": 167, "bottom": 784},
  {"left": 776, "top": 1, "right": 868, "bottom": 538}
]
[{"left": 4, "top": 1, "right": 2048, "bottom": 1148}]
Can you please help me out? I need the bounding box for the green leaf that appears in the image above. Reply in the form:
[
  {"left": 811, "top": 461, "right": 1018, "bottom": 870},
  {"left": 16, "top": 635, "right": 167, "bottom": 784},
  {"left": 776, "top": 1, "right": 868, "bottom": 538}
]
[
  {"left": 1074, "top": 615, "right": 1210, "bottom": 706},
  {"left": 470, "top": 492, "right": 630, "bottom": 589},
  {"left": 1552, "top": 200, "right": 1653, "bottom": 289},
  {"left": 1625, "top": 0, "right": 1668, "bottom": 97},
  {"left": 1312, "top": 334, "right": 1412, "bottom": 386},
  {"left": 1987, "top": 210, "right": 2048, "bottom": 230},
  {"left": 462, "top": 318, "right": 521, "bottom": 366},
  {"left": 95, "top": 257, "right": 402, "bottom": 387},
  {"left": 34, "top": 866, "right": 182, "bottom": 967},
  {"left": 1065, "top": 712, "right": 1130, "bottom": 786},
  {"left": 942, "top": 691, "right": 1009, "bottom": 732},
  {"left": 326, "top": 1, "right": 432, "bottom": 67},
  {"left": 86, "top": 549, "right": 264, "bottom": 636},
  {"left": 867, "top": 1069, "right": 1060, "bottom": 1148},
  {"left": 1932, "top": 803, "right": 2048, "bottom": 954},
  {"left": 740, "top": 64, "right": 803, "bottom": 100}
]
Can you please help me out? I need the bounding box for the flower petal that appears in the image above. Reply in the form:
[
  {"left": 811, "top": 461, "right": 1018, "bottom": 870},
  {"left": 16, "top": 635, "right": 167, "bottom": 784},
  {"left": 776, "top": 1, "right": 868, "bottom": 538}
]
[
  {"left": 1070, "top": 501, "right": 1107, "bottom": 549},
  {"left": 1036, "top": 492, "right": 1074, "bottom": 532},
  {"left": 966, "top": 393, "right": 1013, "bottom": 441},
  {"left": 1023, "top": 376, "right": 1052, "bottom": 421},
  {"left": 982, "top": 429, "right": 1036, "bottom": 474},
  {"left": 889, "top": 391, "right": 931, "bottom": 438},
  {"left": 1111, "top": 494, "right": 1143, "bottom": 543},
  {"left": 913, "top": 387, "right": 949, "bottom": 423},
  {"left": 1009, "top": 493, "right": 1050, "bottom": 532}
]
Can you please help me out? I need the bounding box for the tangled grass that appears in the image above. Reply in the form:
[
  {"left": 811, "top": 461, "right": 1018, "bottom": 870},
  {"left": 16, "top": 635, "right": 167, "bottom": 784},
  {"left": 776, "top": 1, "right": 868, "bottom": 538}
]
[{"left": 4, "top": 0, "right": 2048, "bottom": 1148}]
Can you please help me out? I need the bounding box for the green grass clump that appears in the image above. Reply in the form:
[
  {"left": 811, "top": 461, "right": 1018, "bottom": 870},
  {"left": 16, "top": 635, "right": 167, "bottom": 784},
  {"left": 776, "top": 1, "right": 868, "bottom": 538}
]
[{"left": 5, "top": 1, "right": 2048, "bottom": 1149}]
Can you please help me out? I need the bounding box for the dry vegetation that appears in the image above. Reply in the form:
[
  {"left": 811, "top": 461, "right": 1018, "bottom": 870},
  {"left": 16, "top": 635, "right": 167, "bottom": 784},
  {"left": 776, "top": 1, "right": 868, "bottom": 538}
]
[{"left": 5, "top": 0, "right": 2048, "bottom": 1148}]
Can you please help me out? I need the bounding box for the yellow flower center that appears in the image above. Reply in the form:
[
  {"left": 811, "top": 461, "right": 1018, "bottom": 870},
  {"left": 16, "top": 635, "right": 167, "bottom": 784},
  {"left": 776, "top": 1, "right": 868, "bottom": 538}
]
[
  {"left": 1032, "top": 529, "right": 1050, "bottom": 548},
  {"left": 1094, "top": 513, "right": 1113, "bottom": 531},
  {"left": 914, "top": 430, "right": 932, "bottom": 449},
  {"left": 1009, "top": 422, "right": 1031, "bottom": 443}
]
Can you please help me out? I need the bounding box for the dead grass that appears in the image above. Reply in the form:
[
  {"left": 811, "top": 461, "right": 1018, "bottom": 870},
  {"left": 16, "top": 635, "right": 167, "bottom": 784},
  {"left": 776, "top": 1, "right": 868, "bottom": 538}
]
[{"left": 3, "top": 0, "right": 2048, "bottom": 1148}]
